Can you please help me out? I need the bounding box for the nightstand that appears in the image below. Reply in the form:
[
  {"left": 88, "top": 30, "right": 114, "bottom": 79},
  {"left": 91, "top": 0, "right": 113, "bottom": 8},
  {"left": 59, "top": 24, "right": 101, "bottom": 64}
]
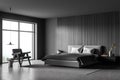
[
  {"left": 104, "top": 56, "right": 116, "bottom": 62},
  {"left": 115, "top": 56, "right": 120, "bottom": 65},
  {"left": 98, "top": 55, "right": 117, "bottom": 65}
]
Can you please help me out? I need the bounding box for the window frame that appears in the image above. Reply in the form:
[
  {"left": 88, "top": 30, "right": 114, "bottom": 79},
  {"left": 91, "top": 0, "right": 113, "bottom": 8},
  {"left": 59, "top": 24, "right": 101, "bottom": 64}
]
[{"left": 2, "top": 18, "right": 36, "bottom": 62}]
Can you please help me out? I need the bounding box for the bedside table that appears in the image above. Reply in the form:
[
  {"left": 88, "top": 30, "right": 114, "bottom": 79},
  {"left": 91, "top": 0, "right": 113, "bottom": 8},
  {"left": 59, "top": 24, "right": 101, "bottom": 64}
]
[
  {"left": 105, "top": 56, "right": 116, "bottom": 62},
  {"left": 98, "top": 55, "right": 117, "bottom": 64}
]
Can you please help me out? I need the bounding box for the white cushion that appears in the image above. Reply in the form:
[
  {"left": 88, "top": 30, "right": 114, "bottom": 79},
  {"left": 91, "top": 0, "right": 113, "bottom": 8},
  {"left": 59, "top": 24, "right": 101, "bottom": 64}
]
[
  {"left": 68, "top": 45, "right": 83, "bottom": 53},
  {"left": 82, "top": 45, "right": 101, "bottom": 54},
  {"left": 82, "top": 47, "right": 94, "bottom": 54},
  {"left": 71, "top": 47, "right": 80, "bottom": 53}
]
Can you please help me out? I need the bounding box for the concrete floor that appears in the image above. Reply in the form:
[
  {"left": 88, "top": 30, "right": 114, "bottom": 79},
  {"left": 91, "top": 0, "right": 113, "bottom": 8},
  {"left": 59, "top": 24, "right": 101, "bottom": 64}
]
[{"left": 0, "top": 60, "right": 120, "bottom": 80}]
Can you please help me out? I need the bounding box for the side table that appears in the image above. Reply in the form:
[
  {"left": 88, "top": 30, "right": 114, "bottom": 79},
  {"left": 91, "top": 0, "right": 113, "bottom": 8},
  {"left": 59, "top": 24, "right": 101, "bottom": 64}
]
[
  {"left": 99, "top": 55, "right": 117, "bottom": 65},
  {"left": 7, "top": 58, "right": 14, "bottom": 68}
]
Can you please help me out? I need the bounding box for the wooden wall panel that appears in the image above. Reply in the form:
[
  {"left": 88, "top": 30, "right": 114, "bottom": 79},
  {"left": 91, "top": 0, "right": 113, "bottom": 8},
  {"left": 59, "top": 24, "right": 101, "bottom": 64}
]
[{"left": 56, "top": 12, "right": 119, "bottom": 55}]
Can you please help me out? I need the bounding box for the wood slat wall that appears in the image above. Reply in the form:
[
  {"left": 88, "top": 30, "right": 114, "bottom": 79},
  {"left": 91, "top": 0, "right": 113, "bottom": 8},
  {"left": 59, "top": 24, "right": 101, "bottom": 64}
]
[{"left": 56, "top": 12, "right": 119, "bottom": 56}]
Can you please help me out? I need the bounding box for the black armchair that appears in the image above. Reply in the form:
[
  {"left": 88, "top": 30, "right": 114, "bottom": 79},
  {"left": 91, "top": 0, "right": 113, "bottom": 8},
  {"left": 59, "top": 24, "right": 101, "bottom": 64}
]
[{"left": 12, "top": 49, "right": 31, "bottom": 67}]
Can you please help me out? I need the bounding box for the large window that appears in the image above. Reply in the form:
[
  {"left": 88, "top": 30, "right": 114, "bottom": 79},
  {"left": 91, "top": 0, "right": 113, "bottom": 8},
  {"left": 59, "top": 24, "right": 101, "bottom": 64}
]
[{"left": 2, "top": 19, "right": 36, "bottom": 62}]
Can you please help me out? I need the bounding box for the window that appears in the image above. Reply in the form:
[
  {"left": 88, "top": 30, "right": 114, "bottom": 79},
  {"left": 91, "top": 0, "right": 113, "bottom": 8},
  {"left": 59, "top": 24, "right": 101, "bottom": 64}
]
[
  {"left": 3, "top": 20, "right": 18, "bottom": 30},
  {"left": 2, "top": 19, "right": 36, "bottom": 62},
  {"left": 20, "top": 22, "right": 33, "bottom": 31}
]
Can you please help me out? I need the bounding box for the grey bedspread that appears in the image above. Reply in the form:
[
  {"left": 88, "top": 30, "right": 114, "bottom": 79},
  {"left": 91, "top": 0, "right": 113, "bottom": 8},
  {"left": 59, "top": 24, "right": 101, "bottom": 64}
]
[{"left": 42, "top": 53, "right": 96, "bottom": 61}]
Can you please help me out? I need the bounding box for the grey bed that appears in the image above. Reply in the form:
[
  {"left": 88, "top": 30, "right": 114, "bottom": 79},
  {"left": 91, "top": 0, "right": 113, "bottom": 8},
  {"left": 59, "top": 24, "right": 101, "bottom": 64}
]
[{"left": 42, "top": 45, "right": 106, "bottom": 68}]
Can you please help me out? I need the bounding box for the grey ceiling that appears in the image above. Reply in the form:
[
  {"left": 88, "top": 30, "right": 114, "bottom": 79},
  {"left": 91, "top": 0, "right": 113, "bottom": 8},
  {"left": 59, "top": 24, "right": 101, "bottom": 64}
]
[{"left": 0, "top": 0, "right": 120, "bottom": 18}]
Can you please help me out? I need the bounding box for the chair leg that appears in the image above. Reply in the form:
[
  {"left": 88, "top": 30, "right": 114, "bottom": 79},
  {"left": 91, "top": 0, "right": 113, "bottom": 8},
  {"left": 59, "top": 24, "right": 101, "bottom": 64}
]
[
  {"left": 20, "top": 58, "right": 24, "bottom": 66},
  {"left": 18, "top": 58, "right": 22, "bottom": 67},
  {"left": 28, "top": 58, "right": 31, "bottom": 66}
]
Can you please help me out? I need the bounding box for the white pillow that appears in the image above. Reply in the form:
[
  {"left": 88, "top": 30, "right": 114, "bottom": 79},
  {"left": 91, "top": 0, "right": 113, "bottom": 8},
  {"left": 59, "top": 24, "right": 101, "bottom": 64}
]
[
  {"left": 82, "top": 47, "right": 94, "bottom": 54},
  {"left": 68, "top": 45, "right": 83, "bottom": 53},
  {"left": 70, "top": 47, "right": 80, "bottom": 53},
  {"left": 82, "top": 46, "right": 101, "bottom": 54}
]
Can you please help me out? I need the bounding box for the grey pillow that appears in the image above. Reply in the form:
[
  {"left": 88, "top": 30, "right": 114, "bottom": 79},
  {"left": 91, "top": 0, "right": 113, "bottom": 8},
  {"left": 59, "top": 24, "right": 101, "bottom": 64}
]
[
  {"left": 57, "top": 50, "right": 66, "bottom": 54},
  {"left": 90, "top": 49, "right": 100, "bottom": 55},
  {"left": 78, "top": 46, "right": 84, "bottom": 53}
]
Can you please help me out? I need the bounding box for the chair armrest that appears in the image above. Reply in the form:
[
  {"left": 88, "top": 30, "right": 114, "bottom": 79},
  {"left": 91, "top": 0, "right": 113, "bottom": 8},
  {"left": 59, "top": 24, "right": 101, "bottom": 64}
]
[
  {"left": 22, "top": 52, "right": 31, "bottom": 57},
  {"left": 22, "top": 51, "right": 31, "bottom": 54}
]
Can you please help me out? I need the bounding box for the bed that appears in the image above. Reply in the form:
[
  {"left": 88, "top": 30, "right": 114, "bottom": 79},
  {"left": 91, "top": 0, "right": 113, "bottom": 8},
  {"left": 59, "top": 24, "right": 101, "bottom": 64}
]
[{"left": 42, "top": 45, "right": 106, "bottom": 68}]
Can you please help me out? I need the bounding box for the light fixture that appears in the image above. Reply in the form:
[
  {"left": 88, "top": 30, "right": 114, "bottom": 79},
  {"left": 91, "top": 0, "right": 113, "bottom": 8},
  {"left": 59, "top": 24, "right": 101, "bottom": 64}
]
[{"left": 8, "top": 7, "right": 14, "bottom": 45}]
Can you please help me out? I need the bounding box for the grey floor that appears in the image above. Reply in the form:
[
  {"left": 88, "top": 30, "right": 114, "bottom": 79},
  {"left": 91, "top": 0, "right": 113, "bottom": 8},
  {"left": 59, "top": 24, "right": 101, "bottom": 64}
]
[{"left": 0, "top": 60, "right": 120, "bottom": 80}]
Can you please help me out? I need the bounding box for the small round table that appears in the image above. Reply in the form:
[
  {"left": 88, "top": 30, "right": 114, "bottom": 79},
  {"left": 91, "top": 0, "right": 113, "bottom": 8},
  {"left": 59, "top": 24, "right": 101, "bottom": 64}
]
[{"left": 7, "top": 58, "right": 13, "bottom": 68}]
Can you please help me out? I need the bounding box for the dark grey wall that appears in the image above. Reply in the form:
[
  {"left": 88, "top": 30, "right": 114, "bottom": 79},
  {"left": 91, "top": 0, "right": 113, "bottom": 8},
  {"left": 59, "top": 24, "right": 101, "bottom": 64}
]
[
  {"left": 37, "top": 20, "right": 46, "bottom": 59},
  {"left": 45, "top": 18, "right": 57, "bottom": 55},
  {"left": 46, "top": 12, "right": 120, "bottom": 56},
  {"left": 0, "top": 16, "right": 2, "bottom": 64},
  {"left": 0, "top": 11, "right": 46, "bottom": 64}
]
